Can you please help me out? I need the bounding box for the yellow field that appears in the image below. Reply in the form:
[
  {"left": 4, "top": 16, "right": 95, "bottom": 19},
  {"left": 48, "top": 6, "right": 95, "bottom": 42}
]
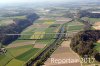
[
  {"left": 44, "top": 22, "right": 54, "bottom": 24},
  {"left": 30, "top": 32, "right": 45, "bottom": 39},
  {"left": 6, "top": 59, "right": 24, "bottom": 66}
]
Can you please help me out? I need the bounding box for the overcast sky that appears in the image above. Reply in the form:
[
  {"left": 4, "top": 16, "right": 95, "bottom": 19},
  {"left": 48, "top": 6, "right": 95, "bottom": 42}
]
[
  {"left": 0, "top": 0, "right": 91, "bottom": 3},
  {"left": 0, "top": 0, "right": 99, "bottom": 4}
]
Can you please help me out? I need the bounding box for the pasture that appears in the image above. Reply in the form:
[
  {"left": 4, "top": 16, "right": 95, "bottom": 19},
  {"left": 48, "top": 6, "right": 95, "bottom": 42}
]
[
  {"left": 16, "top": 48, "right": 40, "bottom": 61},
  {"left": 82, "top": 17, "right": 100, "bottom": 24},
  {"left": 0, "top": 52, "right": 13, "bottom": 66},
  {"left": 67, "top": 20, "right": 84, "bottom": 32},
  {"left": 6, "top": 59, "right": 24, "bottom": 66},
  {"left": 7, "top": 45, "right": 33, "bottom": 57}
]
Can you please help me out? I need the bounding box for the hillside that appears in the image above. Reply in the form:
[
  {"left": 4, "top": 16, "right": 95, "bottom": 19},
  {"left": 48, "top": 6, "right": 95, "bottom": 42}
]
[{"left": 0, "top": 13, "right": 39, "bottom": 45}]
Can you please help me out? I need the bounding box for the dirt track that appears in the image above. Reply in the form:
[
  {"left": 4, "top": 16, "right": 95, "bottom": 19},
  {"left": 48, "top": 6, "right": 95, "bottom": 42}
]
[{"left": 44, "top": 40, "right": 81, "bottom": 66}]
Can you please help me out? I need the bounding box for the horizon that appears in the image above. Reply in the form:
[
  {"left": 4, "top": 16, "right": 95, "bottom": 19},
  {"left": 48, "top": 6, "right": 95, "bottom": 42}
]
[{"left": 0, "top": 0, "right": 99, "bottom": 4}]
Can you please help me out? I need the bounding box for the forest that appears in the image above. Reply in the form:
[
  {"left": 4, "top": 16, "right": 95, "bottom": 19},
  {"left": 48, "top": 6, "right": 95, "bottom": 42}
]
[{"left": 70, "top": 30, "right": 100, "bottom": 61}]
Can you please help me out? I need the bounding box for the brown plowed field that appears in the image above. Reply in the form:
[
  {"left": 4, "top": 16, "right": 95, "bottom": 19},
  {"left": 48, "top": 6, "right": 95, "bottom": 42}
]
[
  {"left": 93, "top": 22, "right": 100, "bottom": 30},
  {"left": 44, "top": 41, "right": 81, "bottom": 66}
]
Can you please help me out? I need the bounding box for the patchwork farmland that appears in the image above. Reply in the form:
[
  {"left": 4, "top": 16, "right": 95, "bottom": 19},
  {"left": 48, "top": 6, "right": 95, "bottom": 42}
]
[
  {"left": 1, "top": 7, "right": 99, "bottom": 66},
  {"left": 0, "top": 1, "right": 100, "bottom": 66},
  {"left": 0, "top": 15, "right": 73, "bottom": 66},
  {"left": 65, "top": 20, "right": 85, "bottom": 37}
]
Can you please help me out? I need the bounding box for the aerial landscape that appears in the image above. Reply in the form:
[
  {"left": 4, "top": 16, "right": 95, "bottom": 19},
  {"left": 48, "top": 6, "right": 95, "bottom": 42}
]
[{"left": 0, "top": 0, "right": 100, "bottom": 66}]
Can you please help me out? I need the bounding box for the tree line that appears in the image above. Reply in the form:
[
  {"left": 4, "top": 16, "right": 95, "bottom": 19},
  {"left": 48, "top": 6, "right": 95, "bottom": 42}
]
[{"left": 79, "top": 10, "right": 100, "bottom": 18}]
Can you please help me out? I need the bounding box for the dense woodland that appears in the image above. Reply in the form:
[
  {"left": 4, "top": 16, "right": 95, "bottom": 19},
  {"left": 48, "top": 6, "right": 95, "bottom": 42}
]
[
  {"left": 0, "top": 13, "right": 39, "bottom": 45},
  {"left": 70, "top": 30, "right": 100, "bottom": 61},
  {"left": 79, "top": 10, "right": 100, "bottom": 18}
]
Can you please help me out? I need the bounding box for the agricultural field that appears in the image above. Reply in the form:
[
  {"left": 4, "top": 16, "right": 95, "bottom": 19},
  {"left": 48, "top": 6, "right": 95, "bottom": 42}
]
[
  {"left": 0, "top": 7, "right": 74, "bottom": 66},
  {"left": 6, "top": 16, "right": 26, "bottom": 19},
  {"left": 35, "top": 24, "right": 61, "bottom": 45},
  {"left": 0, "top": 15, "right": 26, "bottom": 26},
  {"left": 63, "top": 20, "right": 85, "bottom": 37},
  {"left": 35, "top": 19, "right": 55, "bottom": 24},
  {"left": 30, "top": 32, "right": 45, "bottom": 39},
  {"left": 6, "top": 59, "right": 24, "bottom": 66},
  {"left": 0, "top": 16, "right": 66, "bottom": 66},
  {"left": 93, "top": 22, "right": 100, "bottom": 30},
  {"left": 67, "top": 20, "right": 84, "bottom": 32},
  {"left": 19, "top": 27, "right": 36, "bottom": 39},
  {"left": 81, "top": 17, "right": 100, "bottom": 24},
  {"left": 94, "top": 43, "right": 100, "bottom": 52},
  {"left": 6, "top": 48, "right": 40, "bottom": 66},
  {"left": 7, "top": 45, "right": 33, "bottom": 57},
  {"left": 16, "top": 48, "right": 40, "bottom": 61},
  {"left": 0, "top": 51, "right": 13, "bottom": 66},
  {"left": 68, "top": 25, "right": 84, "bottom": 31},
  {"left": 0, "top": 19, "right": 14, "bottom": 26},
  {"left": 0, "top": 45, "right": 41, "bottom": 66}
]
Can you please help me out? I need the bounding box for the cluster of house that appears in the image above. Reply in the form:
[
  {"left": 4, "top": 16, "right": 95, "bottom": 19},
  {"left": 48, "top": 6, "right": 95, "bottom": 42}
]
[{"left": 0, "top": 48, "right": 7, "bottom": 55}]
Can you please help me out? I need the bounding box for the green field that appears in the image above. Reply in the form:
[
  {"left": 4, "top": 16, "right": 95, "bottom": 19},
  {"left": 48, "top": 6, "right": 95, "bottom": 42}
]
[
  {"left": 82, "top": 17, "right": 100, "bottom": 24},
  {"left": 16, "top": 48, "right": 40, "bottom": 61},
  {"left": 6, "top": 59, "right": 24, "bottom": 66},
  {"left": 7, "top": 45, "right": 33, "bottom": 57},
  {"left": 0, "top": 52, "right": 13, "bottom": 66},
  {"left": 68, "top": 20, "right": 84, "bottom": 25},
  {"left": 0, "top": 46, "right": 40, "bottom": 66},
  {"left": 34, "top": 20, "right": 55, "bottom": 24},
  {"left": 35, "top": 24, "right": 61, "bottom": 45},
  {"left": 19, "top": 26, "right": 36, "bottom": 39},
  {"left": 68, "top": 25, "right": 84, "bottom": 31},
  {"left": 66, "top": 20, "right": 84, "bottom": 32},
  {"left": 36, "top": 39, "right": 55, "bottom": 45},
  {"left": 94, "top": 43, "right": 100, "bottom": 52}
]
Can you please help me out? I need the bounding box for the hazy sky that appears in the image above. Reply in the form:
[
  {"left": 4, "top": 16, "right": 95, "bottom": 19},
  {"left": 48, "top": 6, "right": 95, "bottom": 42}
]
[
  {"left": 0, "top": 0, "right": 99, "bottom": 4},
  {"left": 0, "top": 0, "right": 87, "bottom": 3}
]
